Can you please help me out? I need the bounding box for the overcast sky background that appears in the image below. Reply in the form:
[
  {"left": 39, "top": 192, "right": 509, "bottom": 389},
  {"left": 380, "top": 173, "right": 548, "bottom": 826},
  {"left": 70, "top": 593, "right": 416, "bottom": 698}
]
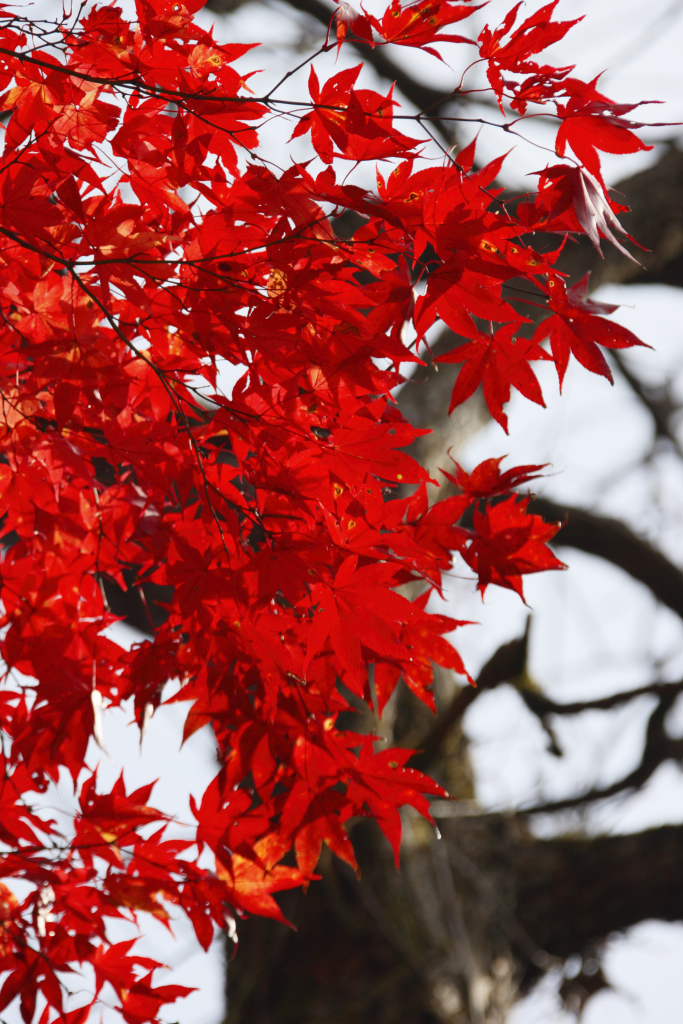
[{"left": 11, "top": 0, "right": 683, "bottom": 1020}]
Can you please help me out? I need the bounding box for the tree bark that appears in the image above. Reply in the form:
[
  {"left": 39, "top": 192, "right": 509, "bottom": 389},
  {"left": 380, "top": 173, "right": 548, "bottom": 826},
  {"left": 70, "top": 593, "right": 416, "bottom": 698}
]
[{"left": 225, "top": 816, "right": 683, "bottom": 1023}]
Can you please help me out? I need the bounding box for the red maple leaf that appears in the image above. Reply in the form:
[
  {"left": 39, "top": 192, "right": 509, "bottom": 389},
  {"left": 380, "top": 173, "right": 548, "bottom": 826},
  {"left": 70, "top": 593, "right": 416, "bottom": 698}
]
[
  {"left": 556, "top": 76, "right": 654, "bottom": 182},
  {"left": 292, "top": 65, "right": 419, "bottom": 164},
  {"left": 443, "top": 456, "right": 547, "bottom": 499},
  {"left": 478, "top": 1, "right": 582, "bottom": 109},
  {"left": 535, "top": 274, "right": 648, "bottom": 386},
  {"left": 437, "top": 323, "right": 551, "bottom": 430},
  {"left": 367, "top": 0, "right": 480, "bottom": 56},
  {"left": 464, "top": 496, "right": 566, "bottom": 597}
]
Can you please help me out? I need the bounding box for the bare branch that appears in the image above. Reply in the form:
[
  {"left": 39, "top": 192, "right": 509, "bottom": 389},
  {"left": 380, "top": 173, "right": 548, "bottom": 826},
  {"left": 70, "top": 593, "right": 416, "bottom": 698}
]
[
  {"left": 533, "top": 497, "right": 683, "bottom": 623},
  {"left": 511, "top": 821, "right": 683, "bottom": 961},
  {"left": 521, "top": 678, "right": 683, "bottom": 718},
  {"left": 522, "top": 688, "right": 683, "bottom": 815},
  {"left": 611, "top": 350, "right": 683, "bottom": 457}
]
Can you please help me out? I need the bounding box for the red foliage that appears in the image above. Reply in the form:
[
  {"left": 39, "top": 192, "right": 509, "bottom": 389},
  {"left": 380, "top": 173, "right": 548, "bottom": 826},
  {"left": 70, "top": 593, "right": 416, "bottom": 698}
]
[{"left": 0, "top": 0, "right": 655, "bottom": 1018}]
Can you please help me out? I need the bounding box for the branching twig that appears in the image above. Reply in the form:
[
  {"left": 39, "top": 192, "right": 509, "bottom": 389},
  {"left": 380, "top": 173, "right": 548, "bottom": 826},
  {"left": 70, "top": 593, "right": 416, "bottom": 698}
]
[
  {"left": 532, "top": 497, "right": 683, "bottom": 623},
  {"left": 522, "top": 689, "right": 683, "bottom": 814}
]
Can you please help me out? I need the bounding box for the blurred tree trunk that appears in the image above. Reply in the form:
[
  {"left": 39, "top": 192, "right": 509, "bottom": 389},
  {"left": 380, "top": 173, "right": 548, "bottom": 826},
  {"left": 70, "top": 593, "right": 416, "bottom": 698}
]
[{"left": 225, "top": 812, "right": 683, "bottom": 1023}]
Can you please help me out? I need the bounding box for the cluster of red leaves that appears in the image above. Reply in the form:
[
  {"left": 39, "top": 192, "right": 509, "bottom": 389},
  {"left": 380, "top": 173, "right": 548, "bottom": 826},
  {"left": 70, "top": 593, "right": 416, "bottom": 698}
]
[{"left": 0, "top": 0, "right": 653, "bottom": 1019}]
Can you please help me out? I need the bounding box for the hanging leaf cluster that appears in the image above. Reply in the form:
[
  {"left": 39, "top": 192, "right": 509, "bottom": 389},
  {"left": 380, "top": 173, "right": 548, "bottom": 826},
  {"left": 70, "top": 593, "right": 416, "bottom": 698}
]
[{"left": 0, "top": 0, "right": 654, "bottom": 1018}]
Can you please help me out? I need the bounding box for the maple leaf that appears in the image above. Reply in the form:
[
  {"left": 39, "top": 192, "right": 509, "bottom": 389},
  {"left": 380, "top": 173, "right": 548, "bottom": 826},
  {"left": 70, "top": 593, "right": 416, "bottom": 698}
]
[
  {"left": 93, "top": 939, "right": 161, "bottom": 999},
  {"left": 556, "top": 76, "right": 654, "bottom": 182},
  {"left": 571, "top": 167, "right": 638, "bottom": 261},
  {"left": 366, "top": 0, "right": 480, "bottom": 57},
  {"left": 292, "top": 65, "right": 419, "bottom": 164},
  {"left": 281, "top": 777, "right": 358, "bottom": 875},
  {"left": 464, "top": 496, "right": 566, "bottom": 597},
  {"left": 443, "top": 456, "right": 547, "bottom": 499},
  {"left": 119, "top": 973, "right": 195, "bottom": 1024},
  {"left": 437, "top": 323, "right": 551, "bottom": 430},
  {"left": 525, "top": 164, "right": 637, "bottom": 260},
  {"left": 333, "top": 2, "right": 374, "bottom": 50},
  {"left": 294, "top": 811, "right": 357, "bottom": 877},
  {"left": 105, "top": 877, "right": 172, "bottom": 926},
  {"left": 478, "top": 1, "right": 582, "bottom": 110},
  {"left": 400, "top": 597, "right": 473, "bottom": 707},
  {"left": 217, "top": 835, "right": 305, "bottom": 922},
  {"left": 535, "top": 274, "right": 648, "bottom": 386},
  {"left": 75, "top": 773, "right": 169, "bottom": 866},
  {"left": 306, "top": 556, "right": 410, "bottom": 680},
  {"left": 190, "top": 772, "right": 253, "bottom": 856},
  {"left": 345, "top": 739, "right": 447, "bottom": 863}
]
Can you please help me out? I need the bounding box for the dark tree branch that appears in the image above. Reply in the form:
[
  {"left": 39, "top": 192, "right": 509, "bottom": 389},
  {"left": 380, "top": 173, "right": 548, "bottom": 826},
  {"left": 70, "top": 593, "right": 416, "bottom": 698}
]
[
  {"left": 532, "top": 497, "right": 683, "bottom": 623},
  {"left": 521, "top": 688, "right": 683, "bottom": 815},
  {"left": 101, "top": 574, "right": 172, "bottom": 634},
  {"left": 611, "top": 350, "right": 683, "bottom": 457},
  {"left": 512, "top": 822, "right": 683, "bottom": 961},
  {"left": 407, "top": 492, "right": 683, "bottom": 785},
  {"left": 225, "top": 813, "right": 683, "bottom": 1021},
  {"left": 521, "top": 677, "right": 683, "bottom": 717}
]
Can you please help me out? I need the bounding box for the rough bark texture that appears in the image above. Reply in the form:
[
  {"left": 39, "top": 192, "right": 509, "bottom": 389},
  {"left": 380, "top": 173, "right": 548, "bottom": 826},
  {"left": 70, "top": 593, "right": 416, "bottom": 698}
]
[
  {"left": 513, "top": 824, "right": 683, "bottom": 959},
  {"left": 226, "top": 818, "right": 683, "bottom": 1023}
]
